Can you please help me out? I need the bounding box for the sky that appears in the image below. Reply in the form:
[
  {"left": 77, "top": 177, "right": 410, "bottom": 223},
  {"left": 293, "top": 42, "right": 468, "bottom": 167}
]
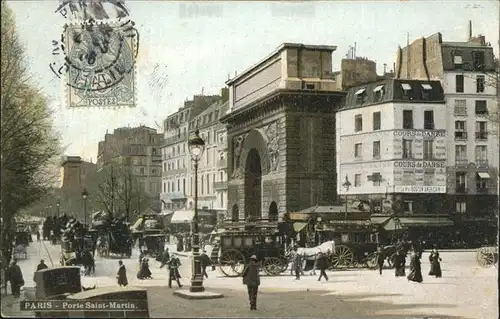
[{"left": 7, "top": 0, "right": 499, "bottom": 162}]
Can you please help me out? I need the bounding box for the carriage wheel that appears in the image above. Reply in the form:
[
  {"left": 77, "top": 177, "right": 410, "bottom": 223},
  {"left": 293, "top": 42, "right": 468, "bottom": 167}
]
[
  {"left": 331, "top": 245, "right": 354, "bottom": 268},
  {"left": 366, "top": 252, "right": 378, "bottom": 270},
  {"left": 477, "top": 247, "right": 497, "bottom": 268},
  {"left": 219, "top": 249, "right": 246, "bottom": 277},
  {"left": 263, "top": 257, "right": 284, "bottom": 276}
]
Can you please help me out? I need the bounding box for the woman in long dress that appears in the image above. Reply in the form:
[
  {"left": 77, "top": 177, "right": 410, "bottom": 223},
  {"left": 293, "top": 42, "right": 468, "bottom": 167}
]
[
  {"left": 407, "top": 251, "right": 423, "bottom": 283},
  {"left": 394, "top": 250, "right": 406, "bottom": 277},
  {"left": 429, "top": 249, "right": 442, "bottom": 278}
]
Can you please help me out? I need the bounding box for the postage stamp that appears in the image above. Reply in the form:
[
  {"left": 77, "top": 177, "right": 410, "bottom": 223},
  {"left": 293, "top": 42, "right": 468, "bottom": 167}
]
[{"left": 59, "top": 19, "right": 138, "bottom": 108}]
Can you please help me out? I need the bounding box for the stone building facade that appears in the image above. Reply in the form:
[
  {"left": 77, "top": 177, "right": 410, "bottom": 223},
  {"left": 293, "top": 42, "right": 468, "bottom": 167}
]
[
  {"left": 160, "top": 92, "right": 228, "bottom": 211},
  {"left": 395, "top": 31, "right": 498, "bottom": 244},
  {"left": 221, "top": 43, "right": 345, "bottom": 222}
]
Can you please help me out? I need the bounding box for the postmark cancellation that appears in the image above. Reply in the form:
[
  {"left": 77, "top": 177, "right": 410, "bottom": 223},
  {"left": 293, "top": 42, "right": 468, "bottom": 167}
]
[{"left": 61, "top": 20, "right": 138, "bottom": 108}]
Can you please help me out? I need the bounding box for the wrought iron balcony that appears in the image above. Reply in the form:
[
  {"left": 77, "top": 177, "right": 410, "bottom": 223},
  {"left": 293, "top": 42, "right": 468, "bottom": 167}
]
[
  {"left": 475, "top": 160, "right": 489, "bottom": 168},
  {"left": 455, "top": 159, "right": 468, "bottom": 168},
  {"left": 454, "top": 131, "right": 467, "bottom": 140},
  {"left": 455, "top": 184, "right": 467, "bottom": 193},
  {"left": 213, "top": 181, "right": 228, "bottom": 190},
  {"left": 475, "top": 131, "right": 488, "bottom": 140}
]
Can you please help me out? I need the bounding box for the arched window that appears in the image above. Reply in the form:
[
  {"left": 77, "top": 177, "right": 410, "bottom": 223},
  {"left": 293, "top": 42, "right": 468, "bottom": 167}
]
[{"left": 269, "top": 201, "right": 278, "bottom": 221}]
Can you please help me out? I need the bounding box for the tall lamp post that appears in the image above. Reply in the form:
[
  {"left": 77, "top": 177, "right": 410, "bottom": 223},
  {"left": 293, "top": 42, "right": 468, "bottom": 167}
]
[
  {"left": 82, "top": 188, "right": 88, "bottom": 227},
  {"left": 56, "top": 200, "right": 60, "bottom": 218},
  {"left": 188, "top": 129, "right": 205, "bottom": 293},
  {"left": 342, "top": 175, "right": 352, "bottom": 220}
]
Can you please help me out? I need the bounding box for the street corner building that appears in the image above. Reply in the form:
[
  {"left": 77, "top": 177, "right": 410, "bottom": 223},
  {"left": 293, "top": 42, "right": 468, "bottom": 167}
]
[{"left": 221, "top": 43, "right": 346, "bottom": 221}]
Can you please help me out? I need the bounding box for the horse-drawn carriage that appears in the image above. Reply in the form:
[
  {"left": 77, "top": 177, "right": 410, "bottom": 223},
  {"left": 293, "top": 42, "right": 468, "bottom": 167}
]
[
  {"left": 96, "top": 230, "right": 133, "bottom": 258},
  {"left": 476, "top": 246, "right": 498, "bottom": 268},
  {"left": 60, "top": 220, "right": 95, "bottom": 275},
  {"left": 209, "top": 219, "right": 290, "bottom": 277},
  {"left": 142, "top": 234, "right": 165, "bottom": 258},
  {"left": 130, "top": 214, "right": 164, "bottom": 245}
]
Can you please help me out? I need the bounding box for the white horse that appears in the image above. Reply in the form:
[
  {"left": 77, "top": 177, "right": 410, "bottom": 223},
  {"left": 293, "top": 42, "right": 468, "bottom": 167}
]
[{"left": 295, "top": 241, "right": 336, "bottom": 275}]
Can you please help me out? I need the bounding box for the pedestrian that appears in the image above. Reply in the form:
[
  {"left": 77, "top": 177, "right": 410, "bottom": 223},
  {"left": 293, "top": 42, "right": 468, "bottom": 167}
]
[
  {"left": 242, "top": 255, "right": 260, "bottom": 311},
  {"left": 160, "top": 248, "right": 170, "bottom": 267},
  {"left": 142, "top": 258, "right": 152, "bottom": 279},
  {"left": 407, "top": 251, "right": 423, "bottom": 283},
  {"left": 428, "top": 247, "right": 442, "bottom": 278},
  {"left": 36, "top": 230, "right": 40, "bottom": 242},
  {"left": 117, "top": 260, "right": 128, "bottom": 287},
  {"left": 316, "top": 252, "right": 329, "bottom": 281},
  {"left": 200, "top": 250, "right": 211, "bottom": 278},
  {"left": 376, "top": 246, "right": 385, "bottom": 275},
  {"left": 168, "top": 253, "right": 182, "bottom": 288},
  {"left": 292, "top": 247, "right": 303, "bottom": 280},
  {"left": 393, "top": 250, "right": 406, "bottom": 277},
  {"left": 36, "top": 259, "right": 48, "bottom": 271},
  {"left": 6, "top": 259, "right": 24, "bottom": 298}
]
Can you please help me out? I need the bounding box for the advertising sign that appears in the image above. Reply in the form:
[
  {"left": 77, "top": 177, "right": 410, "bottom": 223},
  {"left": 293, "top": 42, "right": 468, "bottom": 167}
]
[
  {"left": 394, "top": 186, "right": 446, "bottom": 193},
  {"left": 393, "top": 130, "right": 446, "bottom": 138}
]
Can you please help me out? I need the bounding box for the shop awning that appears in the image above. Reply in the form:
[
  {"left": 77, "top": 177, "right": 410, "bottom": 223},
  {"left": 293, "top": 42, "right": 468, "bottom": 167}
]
[
  {"left": 373, "top": 85, "right": 384, "bottom": 92},
  {"left": 477, "top": 172, "right": 490, "bottom": 179},
  {"left": 355, "top": 88, "right": 366, "bottom": 95},
  {"left": 170, "top": 210, "right": 195, "bottom": 224},
  {"left": 293, "top": 222, "right": 308, "bottom": 232},
  {"left": 288, "top": 213, "right": 308, "bottom": 221},
  {"left": 384, "top": 216, "right": 454, "bottom": 231},
  {"left": 371, "top": 216, "right": 391, "bottom": 225}
]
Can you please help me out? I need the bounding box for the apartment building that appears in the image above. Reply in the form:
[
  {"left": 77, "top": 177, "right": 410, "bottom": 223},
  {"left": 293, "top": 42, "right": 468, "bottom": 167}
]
[
  {"left": 187, "top": 100, "right": 229, "bottom": 210},
  {"left": 96, "top": 126, "right": 164, "bottom": 197},
  {"left": 161, "top": 91, "right": 228, "bottom": 211},
  {"left": 337, "top": 79, "right": 448, "bottom": 213},
  {"left": 395, "top": 29, "right": 498, "bottom": 244}
]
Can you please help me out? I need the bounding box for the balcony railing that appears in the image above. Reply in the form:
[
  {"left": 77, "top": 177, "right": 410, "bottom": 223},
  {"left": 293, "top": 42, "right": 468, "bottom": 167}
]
[
  {"left": 475, "top": 159, "right": 489, "bottom": 168},
  {"left": 477, "top": 188, "right": 489, "bottom": 194},
  {"left": 454, "top": 131, "right": 467, "bottom": 140},
  {"left": 475, "top": 131, "right": 488, "bottom": 140},
  {"left": 213, "top": 181, "right": 228, "bottom": 190},
  {"left": 454, "top": 106, "right": 467, "bottom": 116},
  {"left": 455, "top": 159, "right": 468, "bottom": 168},
  {"left": 456, "top": 184, "right": 467, "bottom": 193}
]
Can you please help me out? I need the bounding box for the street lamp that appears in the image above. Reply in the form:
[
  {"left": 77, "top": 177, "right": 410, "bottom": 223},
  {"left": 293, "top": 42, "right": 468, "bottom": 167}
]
[
  {"left": 82, "top": 188, "right": 88, "bottom": 227},
  {"left": 56, "top": 200, "right": 60, "bottom": 218},
  {"left": 393, "top": 216, "right": 401, "bottom": 243},
  {"left": 342, "top": 175, "right": 352, "bottom": 220},
  {"left": 188, "top": 129, "right": 206, "bottom": 293}
]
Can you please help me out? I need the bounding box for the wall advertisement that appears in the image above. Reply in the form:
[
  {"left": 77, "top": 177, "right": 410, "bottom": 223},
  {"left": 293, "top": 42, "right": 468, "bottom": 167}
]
[{"left": 392, "top": 160, "right": 446, "bottom": 193}]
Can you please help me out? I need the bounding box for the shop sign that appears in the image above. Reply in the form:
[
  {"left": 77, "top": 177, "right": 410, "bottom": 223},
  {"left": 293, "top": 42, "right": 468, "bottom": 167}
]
[
  {"left": 394, "top": 161, "right": 446, "bottom": 168},
  {"left": 394, "top": 185, "right": 447, "bottom": 193},
  {"left": 393, "top": 130, "right": 446, "bottom": 138}
]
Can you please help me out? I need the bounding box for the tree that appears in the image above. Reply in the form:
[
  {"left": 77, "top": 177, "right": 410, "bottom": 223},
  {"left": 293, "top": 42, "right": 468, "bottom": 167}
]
[
  {"left": 94, "top": 162, "right": 151, "bottom": 221},
  {"left": 1, "top": 3, "right": 61, "bottom": 262}
]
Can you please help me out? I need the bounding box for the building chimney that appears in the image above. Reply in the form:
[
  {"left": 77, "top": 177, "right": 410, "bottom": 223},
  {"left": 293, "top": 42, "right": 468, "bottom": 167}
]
[{"left": 469, "top": 20, "right": 472, "bottom": 40}]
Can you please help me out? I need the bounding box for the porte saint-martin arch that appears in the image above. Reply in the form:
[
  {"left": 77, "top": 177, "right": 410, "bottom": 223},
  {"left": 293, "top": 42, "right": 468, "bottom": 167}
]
[{"left": 220, "top": 43, "right": 346, "bottom": 222}]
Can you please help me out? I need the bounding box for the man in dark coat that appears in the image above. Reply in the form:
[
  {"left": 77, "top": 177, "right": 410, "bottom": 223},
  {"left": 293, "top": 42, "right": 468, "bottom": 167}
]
[
  {"left": 167, "top": 253, "right": 182, "bottom": 288},
  {"left": 117, "top": 260, "right": 128, "bottom": 287},
  {"left": 393, "top": 250, "right": 406, "bottom": 277},
  {"left": 200, "top": 250, "right": 211, "bottom": 278},
  {"left": 316, "top": 252, "right": 329, "bottom": 281},
  {"left": 36, "top": 259, "right": 48, "bottom": 271},
  {"left": 292, "top": 247, "right": 303, "bottom": 280},
  {"left": 242, "top": 255, "right": 260, "bottom": 311},
  {"left": 6, "top": 260, "right": 24, "bottom": 298},
  {"left": 36, "top": 230, "right": 41, "bottom": 242},
  {"left": 376, "top": 246, "right": 385, "bottom": 275}
]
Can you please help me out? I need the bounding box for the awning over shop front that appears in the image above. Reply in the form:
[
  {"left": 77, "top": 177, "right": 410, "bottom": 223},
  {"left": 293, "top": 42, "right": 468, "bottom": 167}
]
[
  {"left": 170, "top": 210, "right": 195, "bottom": 224},
  {"left": 383, "top": 216, "right": 454, "bottom": 231},
  {"left": 477, "top": 172, "right": 490, "bottom": 179},
  {"left": 293, "top": 222, "right": 308, "bottom": 232},
  {"left": 371, "top": 216, "right": 391, "bottom": 225},
  {"left": 288, "top": 213, "right": 308, "bottom": 221}
]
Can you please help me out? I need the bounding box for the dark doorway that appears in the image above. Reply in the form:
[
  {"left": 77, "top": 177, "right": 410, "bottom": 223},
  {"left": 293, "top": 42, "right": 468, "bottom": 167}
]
[
  {"left": 231, "top": 204, "right": 239, "bottom": 221},
  {"left": 244, "top": 148, "right": 262, "bottom": 219},
  {"left": 269, "top": 201, "right": 278, "bottom": 221}
]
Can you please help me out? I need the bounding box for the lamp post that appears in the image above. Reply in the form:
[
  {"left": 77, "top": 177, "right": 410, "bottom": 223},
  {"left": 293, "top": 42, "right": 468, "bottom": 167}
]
[
  {"left": 342, "top": 175, "right": 352, "bottom": 220},
  {"left": 393, "top": 216, "right": 401, "bottom": 242},
  {"left": 56, "top": 200, "right": 60, "bottom": 218},
  {"left": 82, "top": 188, "right": 88, "bottom": 227},
  {"left": 188, "top": 129, "right": 206, "bottom": 293}
]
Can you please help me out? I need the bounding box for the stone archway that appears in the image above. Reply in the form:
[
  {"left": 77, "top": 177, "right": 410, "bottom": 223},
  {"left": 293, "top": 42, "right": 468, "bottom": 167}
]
[
  {"left": 244, "top": 148, "right": 262, "bottom": 219},
  {"left": 269, "top": 201, "right": 278, "bottom": 221},
  {"left": 231, "top": 204, "right": 239, "bottom": 221}
]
